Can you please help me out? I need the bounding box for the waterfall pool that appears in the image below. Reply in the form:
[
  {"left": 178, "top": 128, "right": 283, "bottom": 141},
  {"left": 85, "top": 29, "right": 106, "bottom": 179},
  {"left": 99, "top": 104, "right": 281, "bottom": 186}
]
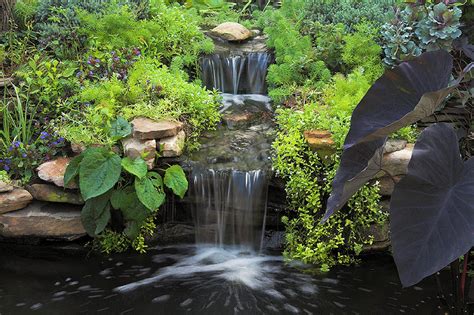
[{"left": 0, "top": 244, "right": 446, "bottom": 314}]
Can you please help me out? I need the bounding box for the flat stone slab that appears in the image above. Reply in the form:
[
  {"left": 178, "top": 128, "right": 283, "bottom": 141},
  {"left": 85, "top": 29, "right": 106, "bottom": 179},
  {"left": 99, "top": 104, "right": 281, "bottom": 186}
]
[
  {"left": 37, "top": 157, "right": 78, "bottom": 188},
  {"left": 26, "top": 184, "right": 84, "bottom": 205},
  {"left": 210, "top": 22, "right": 252, "bottom": 42},
  {"left": 0, "top": 188, "right": 33, "bottom": 214},
  {"left": 0, "top": 201, "right": 85, "bottom": 240},
  {"left": 132, "top": 117, "right": 183, "bottom": 140},
  {"left": 304, "top": 130, "right": 336, "bottom": 159}
]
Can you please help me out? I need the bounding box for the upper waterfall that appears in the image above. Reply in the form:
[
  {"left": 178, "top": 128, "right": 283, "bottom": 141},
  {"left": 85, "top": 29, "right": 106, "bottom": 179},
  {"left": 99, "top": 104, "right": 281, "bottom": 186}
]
[{"left": 200, "top": 52, "right": 271, "bottom": 94}]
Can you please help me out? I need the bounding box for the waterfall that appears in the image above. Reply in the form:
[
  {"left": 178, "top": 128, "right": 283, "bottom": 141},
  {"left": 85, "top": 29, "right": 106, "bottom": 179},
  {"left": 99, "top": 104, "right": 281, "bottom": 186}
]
[
  {"left": 191, "top": 169, "right": 268, "bottom": 250},
  {"left": 200, "top": 53, "right": 271, "bottom": 94}
]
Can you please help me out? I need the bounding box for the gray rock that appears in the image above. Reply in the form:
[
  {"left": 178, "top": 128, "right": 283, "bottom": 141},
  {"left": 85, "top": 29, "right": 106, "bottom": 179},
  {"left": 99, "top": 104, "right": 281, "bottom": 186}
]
[
  {"left": 378, "top": 144, "right": 414, "bottom": 177},
  {"left": 361, "top": 222, "right": 391, "bottom": 253},
  {"left": 383, "top": 139, "right": 407, "bottom": 154},
  {"left": 159, "top": 130, "right": 186, "bottom": 158},
  {"left": 0, "top": 201, "right": 85, "bottom": 240},
  {"left": 132, "top": 117, "right": 183, "bottom": 140},
  {"left": 122, "top": 137, "right": 156, "bottom": 170},
  {"left": 0, "top": 188, "right": 33, "bottom": 214},
  {"left": 26, "top": 184, "right": 84, "bottom": 205},
  {"left": 376, "top": 175, "right": 403, "bottom": 196}
]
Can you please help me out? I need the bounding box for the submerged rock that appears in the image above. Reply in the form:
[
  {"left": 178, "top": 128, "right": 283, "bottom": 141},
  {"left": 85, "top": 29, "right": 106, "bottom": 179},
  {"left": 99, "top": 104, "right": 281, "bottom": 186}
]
[
  {"left": 0, "top": 201, "right": 85, "bottom": 240},
  {"left": 122, "top": 137, "right": 156, "bottom": 170},
  {"left": 0, "top": 188, "right": 33, "bottom": 214},
  {"left": 132, "top": 117, "right": 183, "bottom": 140},
  {"left": 26, "top": 184, "right": 84, "bottom": 205},
  {"left": 37, "top": 157, "right": 77, "bottom": 188},
  {"left": 210, "top": 22, "right": 252, "bottom": 42},
  {"left": 361, "top": 222, "right": 391, "bottom": 253},
  {"left": 159, "top": 130, "right": 186, "bottom": 158}
]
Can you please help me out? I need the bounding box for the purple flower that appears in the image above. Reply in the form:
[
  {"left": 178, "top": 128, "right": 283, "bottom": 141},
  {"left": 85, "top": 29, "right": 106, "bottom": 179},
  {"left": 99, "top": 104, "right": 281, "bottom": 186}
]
[
  {"left": 3, "top": 165, "right": 10, "bottom": 171},
  {"left": 22, "top": 153, "right": 27, "bottom": 158},
  {"left": 40, "top": 131, "right": 49, "bottom": 140}
]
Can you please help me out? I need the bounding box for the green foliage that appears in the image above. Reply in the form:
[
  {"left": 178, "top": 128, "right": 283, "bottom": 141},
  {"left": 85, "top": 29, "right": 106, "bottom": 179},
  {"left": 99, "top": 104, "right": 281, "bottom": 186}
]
[
  {"left": 15, "top": 55, "right": 79, "bottom": 119},
  {"left": 164, "top": 165, "right": 188, "bottom": 198},
  {"left": 59, "top": 58, "right": 221, "bottom": 149},
  {"left": 79, "top": 1, "right": 213, "bottom": 68},
  {"left": 0, "top": 171, "right": 11, "bottom": 184},
  {"left": 78, "top": 148, "right": 122, "bottom": 201},
  {"left": 262, "top": 1, "right": 331, "bottom": 104},
  {"left": 13, "top": 0, "right": 39, "bottom": 30},
  {"left": 415, "top": 3, "right": 462, "bottom": 51},
  {"left": 303, "top": 0, "right": 397, "bottom": 32},
  {"left": 110, "top": 117, "right": 132, "bottom": 140},
  {"left": 381, "top": 2, "right": 462, "bottom": 66},
  {"left": 341, "top": 23, "right": 384, "bottom": 82},
  {"left": 121, "top": 157, "right": 148, "bottom": 179},
  {"left": 273, "top": 105, "right": 386, "bottom": 269},
  {"left": 65, "top": 147, "right": 188, "bottom": 253}
]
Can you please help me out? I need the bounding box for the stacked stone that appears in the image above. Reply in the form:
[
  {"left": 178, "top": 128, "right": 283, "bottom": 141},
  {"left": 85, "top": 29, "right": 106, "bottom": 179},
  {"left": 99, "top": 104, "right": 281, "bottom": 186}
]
[{"left": 0, "top": 118, "right": 187, "bottom": 241}]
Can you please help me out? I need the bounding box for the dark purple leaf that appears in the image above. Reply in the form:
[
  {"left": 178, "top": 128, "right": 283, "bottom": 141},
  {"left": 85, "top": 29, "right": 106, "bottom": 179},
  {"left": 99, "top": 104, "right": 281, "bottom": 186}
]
[
  {"left": 323, "top": 138, "right": 386, "bottom": 221},
  {"left": 390, "top": 123, "right": 474, "bottom": 287},
  {"left": 344, "top": 50, "right": 453, "bottom": 149}
]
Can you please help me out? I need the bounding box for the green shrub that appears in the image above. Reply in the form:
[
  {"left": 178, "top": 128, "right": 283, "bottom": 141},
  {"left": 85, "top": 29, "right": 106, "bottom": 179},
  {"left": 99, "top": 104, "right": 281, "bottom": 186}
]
[
  {"left": 303, "top": 0, "right": 397, "bottom": 32},
  {"left": 65, "top": 145, "right": 188, "bottom": 253},
  {"left": 58, "top": 58, "right": 221, "bottom": 149}
]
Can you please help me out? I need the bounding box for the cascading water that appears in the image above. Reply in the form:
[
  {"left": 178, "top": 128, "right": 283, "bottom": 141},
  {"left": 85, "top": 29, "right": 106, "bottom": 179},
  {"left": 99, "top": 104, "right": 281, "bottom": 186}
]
[
  {"left": 191, "top": 169, "right": 268, "bottom": 250},
  {"left": 200, "top": 52, "right": 271, "bottom": 94}
]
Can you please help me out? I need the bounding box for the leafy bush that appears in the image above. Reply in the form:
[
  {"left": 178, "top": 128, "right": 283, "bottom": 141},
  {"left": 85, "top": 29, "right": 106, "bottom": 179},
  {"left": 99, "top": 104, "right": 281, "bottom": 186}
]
[
  {"left": 58, "top": 58, "right": 221, "bottom": 149},
  {"left": 273, "top": 103, "right": 386, "bottom": 270},
  {"left": 381, "top": 2, "right": 462, "bottom": 66},
  {"left": 79, "top": 1, "right": 213, "bottom": 68},
  {"left": 65, "top": 145, "right": 188, "bottom": 253},
  {"left": 303, "top": 0, "right": 396, "bottom": 32}
]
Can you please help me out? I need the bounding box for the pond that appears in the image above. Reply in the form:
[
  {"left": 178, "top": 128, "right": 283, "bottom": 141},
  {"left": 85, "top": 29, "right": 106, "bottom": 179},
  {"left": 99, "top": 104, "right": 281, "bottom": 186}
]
[{"left": 0, "top": 244, "right": 445, "bottom": 314}]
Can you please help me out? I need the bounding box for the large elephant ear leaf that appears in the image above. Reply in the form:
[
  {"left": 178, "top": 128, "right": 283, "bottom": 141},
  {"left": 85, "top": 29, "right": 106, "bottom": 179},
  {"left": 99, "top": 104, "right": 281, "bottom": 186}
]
[
  {"left": 390, "top": 123, "right": 474, "bottom": 287},
  {"left": 344, "top": 50, "right": 454, "bottom": 149},
  {"left": 323, "top": 138, "right": 386, "bottom": 221}
]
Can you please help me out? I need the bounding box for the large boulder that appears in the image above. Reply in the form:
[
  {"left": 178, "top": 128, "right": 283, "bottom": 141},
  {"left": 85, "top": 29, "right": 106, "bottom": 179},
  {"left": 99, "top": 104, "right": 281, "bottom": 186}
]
[
  {"left": 0, "top": 188, "right": 33, "bottom": 214},
  {"left": 0, "top": 201, "right": 85, "bottom": 240},
  {"left": 210, "top": 22, "right": 253, "bottom": 42},
  {"left": 159, "top": 130, "right": 186, "bottom": 158},
  {"left": 131, "top": 117, "right": 183, "bottom": 140},
  {"left": 36, "top": 157, "right": 77, "bottom": 188},
  {"left": 383, "top": 139, "right": 407, "bottom": 154},
  {"left": 122, "top": 137, "right": 156, "bottom": 170},
  {"left": 26, "top": 184, "right": 84, "bottom": 205}
]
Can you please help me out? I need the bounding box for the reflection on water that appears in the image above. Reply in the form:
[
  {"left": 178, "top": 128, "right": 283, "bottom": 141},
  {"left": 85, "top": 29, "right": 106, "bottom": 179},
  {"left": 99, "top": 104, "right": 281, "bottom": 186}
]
[{"left": 0, "top": 244, "right": 445, "bottom": 314}]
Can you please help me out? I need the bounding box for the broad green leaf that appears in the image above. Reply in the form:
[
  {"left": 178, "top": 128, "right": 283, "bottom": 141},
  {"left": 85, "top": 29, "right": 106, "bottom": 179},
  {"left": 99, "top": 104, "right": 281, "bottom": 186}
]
[
  {"left": 124, "top": 221, "right": 141, "bottom": 240},
  {"left": 110, "top": 117, "right": 132, "bottom": 140},
  {"left": 121, "top": 157, "right": 148, "bottom": 179},
  {"left": 147, "top": 171, "right": 163, "bottom": 190},
  {"left": 64, "top": 154, "right": 84, "bottom": 187},
  {"left": 135, "top": 177, "right": 166, "bottom": 211},
  {"left": 110, "top": 186, "right": 136, "bottom": 210},
  {"left": 164, "top": 165, "right": 188, "bottom": 198},
  {"left": 79, "top": 148, "right": 122, "bottom": 201},
  {"left": 81, "top": 191, "right": 112, "bottom": 237}
]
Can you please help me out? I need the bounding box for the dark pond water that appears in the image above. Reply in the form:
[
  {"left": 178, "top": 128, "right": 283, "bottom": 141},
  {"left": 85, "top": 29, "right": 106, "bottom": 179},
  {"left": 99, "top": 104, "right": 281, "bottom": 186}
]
[{"left": 0, "top": 244, "right": 447, "bottom": 315}]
